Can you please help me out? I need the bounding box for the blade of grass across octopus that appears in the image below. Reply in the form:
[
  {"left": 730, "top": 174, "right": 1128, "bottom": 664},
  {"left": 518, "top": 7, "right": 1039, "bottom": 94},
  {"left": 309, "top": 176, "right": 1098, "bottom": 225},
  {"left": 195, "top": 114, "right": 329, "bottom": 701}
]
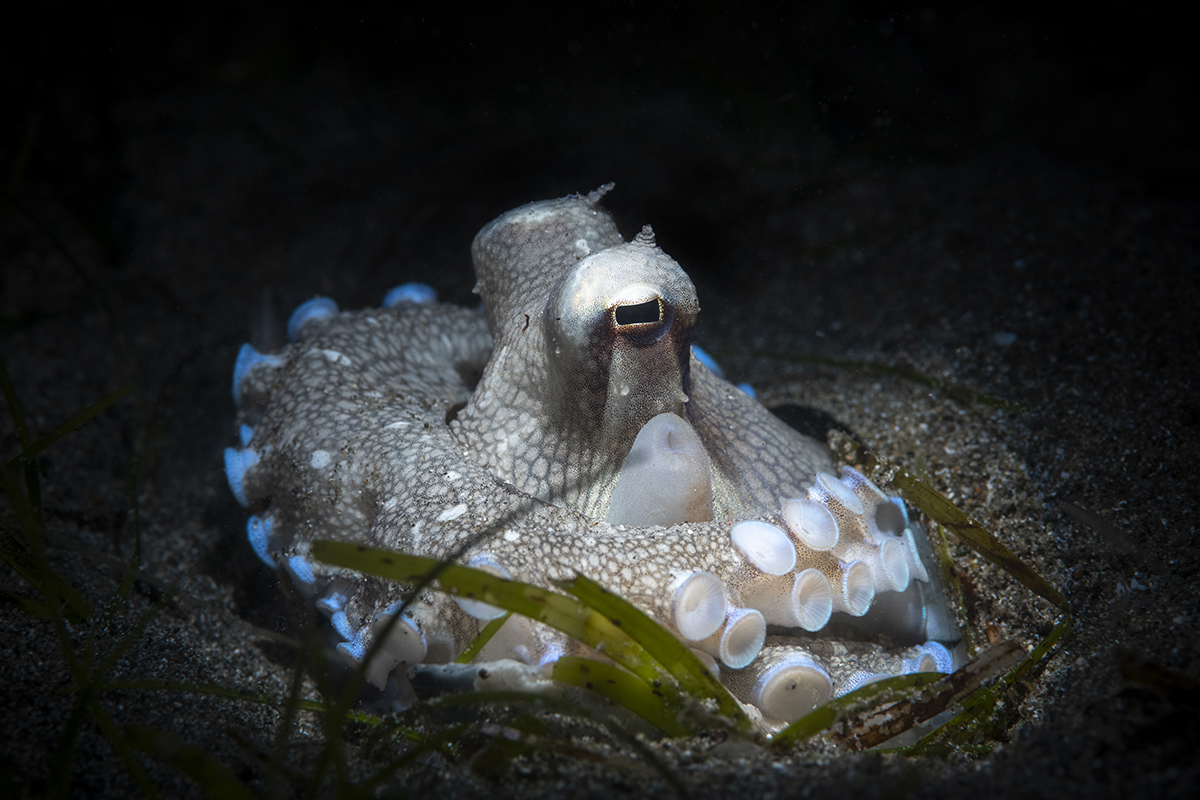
[
  {"left": 554, "top": 573, "right": 749, "bottom": 729},
  {"left": 771, "top": 641, "right": 1023, "bottom": 750},
  {"left": 314, "top": 543, "right": 750, "bottom": 737},
  {"left": 312, "top": 542, "right": 667, "bottom": 686},
  {"left": 831, "top": 640, "right": 1025, "bottom": 750},
  {"left": 454, "top": 611, "right": 513, "bottom": 664},
  {"left": 551, "top": 656, "right": 691, "bottom": 737},
  {"left": 770, "top": 672, "right": 944, "bottom": 748},
  {"left": 896, "top": 616, "right": 1071, "bottom": 755}
]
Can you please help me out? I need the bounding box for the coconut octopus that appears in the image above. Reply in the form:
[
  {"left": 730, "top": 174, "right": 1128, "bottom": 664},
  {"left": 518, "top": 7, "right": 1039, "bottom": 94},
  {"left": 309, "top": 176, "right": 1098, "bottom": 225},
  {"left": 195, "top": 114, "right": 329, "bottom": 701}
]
[{"left": 225, "top": 186, "right": 962, "bottom": 728}]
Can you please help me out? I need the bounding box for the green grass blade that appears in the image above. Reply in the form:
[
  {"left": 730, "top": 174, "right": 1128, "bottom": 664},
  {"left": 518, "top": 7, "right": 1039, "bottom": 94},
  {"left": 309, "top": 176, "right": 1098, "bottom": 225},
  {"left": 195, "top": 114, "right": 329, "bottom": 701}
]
[
  {"left": 0, "top": 541, "right": 57, "bottom": 609},
  {"left": 126, "top": 724, "right": 256, "bottom": 800},
  {"left": 2, "top": 194, "right": 138, "bottom": 378},
  {"left": 554, "top": 573, "right": 748, "bottom": 728},
  {"left": 392, "top": 690, "right": 690, "bottom": 796},
  {"left": 360, "top": 725, "right": 469, "bottom": 792},
  {"left": 0, "top": 354, "right": 34, "bottom": 453},
  {"left": 551, "top": 656, "right": 691, "bottom": 737},
  {"left": 900, "top": 618, "right": 1071, "bottom": 754},
  {"left": 771, "top": 672, "right": 944, "bottom": 748},
  {"left": 0, "top": 111, "right": 39, "bottom": 235},
  {"left": 1, "top": 469, "right": 93, "bottom": 621},
  {"left": 93, "top": 562, "right": 201, "bottom": 686},
  {"left": 310, "top": 541, "right": 662, "bottom": 684},
  {"left": 455, "top": 611, "right": 512, "bottom": 663},
  {"left": 269, "top": 633, "right": 313, "bottom": 787},
  {"left": 772, "top": 640, "right": 1027, "bottom": 751},
  {"left": 744, "top": 351, "right": 1027, "bottom": 413},
  {"left": 470, "top": 717, "right": 689, "bottom": 797},
  {"left": 0, "top": 354, "right": 43, "bottom": 519},
  {"left": 2, "top": 590, "right": 51, "bottom": 618},
  {"left": 102, "top": 678, "right": 384, "bottom": 726},
  {"left": 46, "top": 689, "right": 92, "bottom": 800},
  {"left": 834, "top": 641, "right": 1025, "bottom": 750},
  {"left": 114, "top": 452, "right": 143, "bottom": 601},
  {"left": 0, "top": 380, "right": 137, "bottom": 473},
  {"left": 859, "top": 451, "right": 1069, "bottom": 612},
  {"left": 90, "top": 701, "right": 163, "bottom": 800}
]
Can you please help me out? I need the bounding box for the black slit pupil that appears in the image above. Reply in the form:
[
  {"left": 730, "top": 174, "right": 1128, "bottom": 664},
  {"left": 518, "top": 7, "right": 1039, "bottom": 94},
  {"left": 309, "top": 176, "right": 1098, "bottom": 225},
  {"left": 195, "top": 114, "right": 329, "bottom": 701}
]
[{"left": 614, "top": 299, "right": 661, "bottom": 326}]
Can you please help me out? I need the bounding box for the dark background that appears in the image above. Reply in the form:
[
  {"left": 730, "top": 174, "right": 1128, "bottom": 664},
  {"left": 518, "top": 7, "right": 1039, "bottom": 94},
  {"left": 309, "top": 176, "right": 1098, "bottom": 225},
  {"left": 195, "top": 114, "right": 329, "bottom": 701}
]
[{"left": 2, "top": 1, "right": 1197, "bottom": 797}]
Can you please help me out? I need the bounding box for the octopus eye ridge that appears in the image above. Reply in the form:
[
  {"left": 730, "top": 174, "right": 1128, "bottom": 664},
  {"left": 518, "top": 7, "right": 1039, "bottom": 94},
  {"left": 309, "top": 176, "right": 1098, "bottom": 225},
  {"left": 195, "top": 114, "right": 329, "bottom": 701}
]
[{"left": 613, "top": 297, "right": 663, "bottom": 327}]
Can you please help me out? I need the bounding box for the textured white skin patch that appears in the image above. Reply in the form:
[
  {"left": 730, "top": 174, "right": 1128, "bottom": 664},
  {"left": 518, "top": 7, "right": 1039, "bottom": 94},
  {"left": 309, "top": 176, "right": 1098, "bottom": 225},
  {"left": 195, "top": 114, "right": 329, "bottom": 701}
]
[
  {"left": 308, "top": 348, "right": 352, "bottom": 366},
  {"left": 310, "top": 450, "right": 332, "bottom": 469},
  {"left": 436, "top": 503, "right": 468, "bottom": 522}
]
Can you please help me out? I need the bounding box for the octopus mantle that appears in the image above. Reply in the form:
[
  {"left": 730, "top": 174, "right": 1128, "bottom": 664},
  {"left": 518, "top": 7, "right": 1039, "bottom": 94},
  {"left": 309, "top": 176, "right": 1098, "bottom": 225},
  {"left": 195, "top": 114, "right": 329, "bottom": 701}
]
[{"left": 225, "top": 187, "right": 960, "bottom": 727}]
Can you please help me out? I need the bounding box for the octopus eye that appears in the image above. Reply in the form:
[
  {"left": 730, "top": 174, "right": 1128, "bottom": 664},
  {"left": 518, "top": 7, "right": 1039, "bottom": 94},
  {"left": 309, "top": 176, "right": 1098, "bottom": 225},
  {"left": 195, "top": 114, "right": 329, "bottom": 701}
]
[{"left": 613, "top": 297, "right": 664, "bottom": 327}]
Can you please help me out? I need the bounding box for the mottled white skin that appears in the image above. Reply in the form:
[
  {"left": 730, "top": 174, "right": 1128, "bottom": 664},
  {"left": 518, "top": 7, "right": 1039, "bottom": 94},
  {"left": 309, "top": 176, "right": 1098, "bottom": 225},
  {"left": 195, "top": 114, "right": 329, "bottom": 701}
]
[
  {"left": 453, "top": 188, "right": 831, "bottom": 520},
  {"left": 228, "top": 187, "right": 959, "bottom": 724}
]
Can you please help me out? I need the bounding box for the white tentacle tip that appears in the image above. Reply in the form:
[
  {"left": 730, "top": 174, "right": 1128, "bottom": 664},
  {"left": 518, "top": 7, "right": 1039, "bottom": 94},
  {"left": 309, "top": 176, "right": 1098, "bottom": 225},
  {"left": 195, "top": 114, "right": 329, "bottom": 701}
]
[
  {"left": 755, "top": 657, "right": 833, "bottom": 721},
  {"left": 905, "top": 528, "right": 932, "bottom": 583},
  {"left": 371, "top": 607, "right": 428, "bottom": 667},
  {"left": 731, "top": 520, "right": 797, "bottom": 575},
  {"left": 905, "top": 642, "right": 956, "bottom": 675},
  {"left": 792, "top": 568, "right": 834, "bottom": 632},
  {"left": 879, "top": 537, "right": 911, "bottom": 592},
  {"left": 782, "top": 498, "right": 839, "bottom": 551},
  {"left": 720, "top": 608, "right": 766, "bottom": 669},
  {"left": 842, "top": 560, "right": 876, "bottom": 616},
  {"left": 810, "top": 471, "right": 865, "bottom": 516},
  {"left": 287, "top": 296, "right": 339, "bottom": 341},
  {"left": 337, "top": 629, "right": 402, "bottom": 690},
  {"left": 224, "top": 446, "right": 260, "bottom": 508},
  {"left": 672, "top": 571, "right": 728, "bottom": 641}
]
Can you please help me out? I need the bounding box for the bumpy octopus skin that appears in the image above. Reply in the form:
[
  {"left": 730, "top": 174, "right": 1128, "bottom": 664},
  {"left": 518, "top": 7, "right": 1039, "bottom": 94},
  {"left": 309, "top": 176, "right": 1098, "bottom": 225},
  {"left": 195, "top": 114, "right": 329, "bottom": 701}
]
[{"left": 225, "top": 186, "right": 960, "bottom": 726}]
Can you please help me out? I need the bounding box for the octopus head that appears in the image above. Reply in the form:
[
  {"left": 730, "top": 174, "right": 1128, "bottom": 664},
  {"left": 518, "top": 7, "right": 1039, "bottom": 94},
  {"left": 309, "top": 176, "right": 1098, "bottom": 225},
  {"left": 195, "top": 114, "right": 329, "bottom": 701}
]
[
  {"left": 541, "top": 228, "right": 713, "bottom": 525},
  {"left": 544, "top": 225, "right": 697, "bottom": 436}
]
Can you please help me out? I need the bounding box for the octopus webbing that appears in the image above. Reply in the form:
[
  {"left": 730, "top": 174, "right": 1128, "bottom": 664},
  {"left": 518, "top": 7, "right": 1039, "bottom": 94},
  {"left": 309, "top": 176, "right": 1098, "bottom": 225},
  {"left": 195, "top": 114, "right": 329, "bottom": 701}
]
[{"left": 224, "top": 186, "right": 962, "bottom": 727}]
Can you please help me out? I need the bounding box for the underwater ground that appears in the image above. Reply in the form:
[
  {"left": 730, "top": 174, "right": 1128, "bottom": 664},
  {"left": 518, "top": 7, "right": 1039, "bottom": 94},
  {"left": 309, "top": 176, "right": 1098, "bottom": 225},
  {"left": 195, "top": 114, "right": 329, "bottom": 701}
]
[{"left": 2, "top": 2, "right": 1197, "bottom": 797}]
